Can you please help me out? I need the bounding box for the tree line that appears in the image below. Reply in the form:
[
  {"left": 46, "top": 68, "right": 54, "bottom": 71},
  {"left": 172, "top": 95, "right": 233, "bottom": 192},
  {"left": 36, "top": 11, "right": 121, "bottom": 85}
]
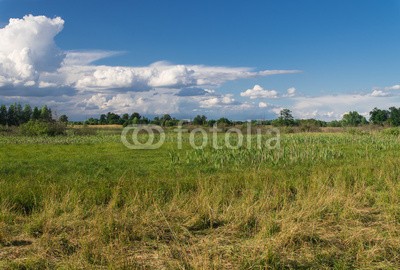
[
  {"left": 0, "top": 103, "right": 68, "bottom": 126},
  {"left": 1, "top": 103, "right": 400, "bottom": 128}
]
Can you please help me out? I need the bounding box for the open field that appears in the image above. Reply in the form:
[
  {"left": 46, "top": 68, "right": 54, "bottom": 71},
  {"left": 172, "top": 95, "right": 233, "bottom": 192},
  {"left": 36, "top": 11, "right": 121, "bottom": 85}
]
[{"left": 1, "top": 130, "right": 400, "bottom": 269}]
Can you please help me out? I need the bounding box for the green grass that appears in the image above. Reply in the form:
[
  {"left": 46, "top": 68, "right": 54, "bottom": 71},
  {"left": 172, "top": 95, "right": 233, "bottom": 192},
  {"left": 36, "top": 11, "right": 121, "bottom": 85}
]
[{"left": 1, "top": 131, "right": 400, "bottom": 269}]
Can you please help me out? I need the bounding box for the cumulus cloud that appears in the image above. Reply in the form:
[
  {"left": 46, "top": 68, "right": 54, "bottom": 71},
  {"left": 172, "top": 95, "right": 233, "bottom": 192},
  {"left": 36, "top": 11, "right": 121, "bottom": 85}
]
[
  {"left": 0, "top": 15, "right": 299, "bottom": 96},
  {"left": 0, "top": 15, "right": 304, "bottom": 119},
  {"left": 83, "top": 89, "right": 181, "bottom": 115},
  {"left": 240, "top": 85, "right": 278, "bottom": 99},
  {"left": 0, "top": 15, "right": 64, "bottom": 87},
  {"left": 199, "top": 94, "right": 237, "bottom": 108}
]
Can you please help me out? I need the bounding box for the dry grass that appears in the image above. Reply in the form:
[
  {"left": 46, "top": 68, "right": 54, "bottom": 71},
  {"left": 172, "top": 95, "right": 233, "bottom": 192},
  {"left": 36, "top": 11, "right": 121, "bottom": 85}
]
[{"left": 1, "top": 132, "right": 400, "bottom": 269}]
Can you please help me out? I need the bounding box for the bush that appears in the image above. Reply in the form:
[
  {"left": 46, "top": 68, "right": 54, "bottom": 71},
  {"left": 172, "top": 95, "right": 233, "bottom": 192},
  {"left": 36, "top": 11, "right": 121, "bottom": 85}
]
[{"left": 20, "top": 120, "right": 66, "bottom": 136}]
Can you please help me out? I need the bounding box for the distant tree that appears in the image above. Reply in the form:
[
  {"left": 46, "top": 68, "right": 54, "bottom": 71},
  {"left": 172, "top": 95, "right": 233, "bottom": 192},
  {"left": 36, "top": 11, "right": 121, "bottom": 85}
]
[
  {"left": 59, "top": 115, "right": 69, "bottom": 123},
  {"left": 327, "top": 120, "right": 342, "bottom": 127},
  {"left": 140, "top": 116, "right": 150, "bottom": 124},
  {"left": 40, "top": 105, "right": 53, "bottom": 122},
  {"left": 369, "top": 107, "right": 389, "bottom": 125},
  {"left": 130, "top": 112, "right": 141, "bottom": 121},
  {"left": 388, "top": 107, "right": 400, "bottom": 126},
  {"left": 7, "top": 104, "right": 18, "bottom": 126},
  {"left": 151, "top": 116, "right": 161, "bottom": 125},
  {"left": 22, "top": 104, "right": 32, "bottom": 124},
  {"left": 217, "top": 117, "right": 232, "bottom": 126},
  {"left": 32, "top": 106, "right": 41, "bottom": 120},
  {"left": 132, "top": 117, "right": 139, "bottom": 124},
  {"left": 207, "top": 119, "right": 217, "bottom": 127},
  {"left": 99, "top": 114, "right": 107, "bottom": 124},
  {"left": 342, "top": 111, "right": 368, "bottom": 126},
  {"left": 193, "top": 115, "right": 207, "bottom": 125},
  {"left": 159, "top": 114, "right": 172, "bottom": 126},
  {"left": 273, "top": 109, "right": 296, "bottom": 126},
  {"left": 122, "top": 113, "right": 129, "bottom": 121},
  {"left": 15, "top": 103, "right": 23, "bottom": 125},
  {"left": 0, "top": 105, "right": 7, "bottom": 126},
  {"left": 106, "top": 112, "right": 120, "bottom": 124}
]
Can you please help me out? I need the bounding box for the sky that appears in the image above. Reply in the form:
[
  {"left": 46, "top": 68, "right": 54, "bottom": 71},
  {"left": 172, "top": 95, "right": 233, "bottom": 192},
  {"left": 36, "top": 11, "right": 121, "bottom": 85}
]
[{"left": 0, "top": 0, "right": 399, "bottom": 120}]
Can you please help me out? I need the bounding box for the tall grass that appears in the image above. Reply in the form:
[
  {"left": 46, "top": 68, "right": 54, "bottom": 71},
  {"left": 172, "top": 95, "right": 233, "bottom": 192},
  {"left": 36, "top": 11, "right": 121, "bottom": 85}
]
[{"left": 1, "top": 131, "right": 400, "bottom": 268}]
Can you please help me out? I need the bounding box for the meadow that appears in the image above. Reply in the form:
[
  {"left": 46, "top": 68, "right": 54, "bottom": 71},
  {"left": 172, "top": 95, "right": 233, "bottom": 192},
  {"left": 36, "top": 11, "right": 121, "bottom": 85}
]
[{"left": 1, "top": 127, "right": 400, "bottom": 269}]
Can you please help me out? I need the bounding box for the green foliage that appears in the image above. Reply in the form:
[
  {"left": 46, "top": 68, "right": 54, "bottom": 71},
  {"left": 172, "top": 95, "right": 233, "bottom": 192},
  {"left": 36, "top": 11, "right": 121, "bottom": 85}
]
[
  {"left": 193, "top": 115, "right": 207, "bottom": 125},
  {"left": 216, "top": 117, "right": 232, "bottom": 126},
  {"left": 388, "top": 107, "right": 400, "bottom": 126},
  {"left": 273, "top": 109, "right": 296, "bottom": 126},
  {"left": 20, "top": 120, "right": 66, "bottom": 136},
  {"left": 342, "top": 111, "right": 368, "bottom": 126},
  {"left": 369, "top": 107, "right": 389, "bottom": 125},
  {"left": 0, "top": 105, "right": 7, "bottom": 126},
  {"left": 298, "top": 119, "right": 326, "bottom": 132},
  {"left": 59, "top": 114, "right": 69, "bottom": 123}
]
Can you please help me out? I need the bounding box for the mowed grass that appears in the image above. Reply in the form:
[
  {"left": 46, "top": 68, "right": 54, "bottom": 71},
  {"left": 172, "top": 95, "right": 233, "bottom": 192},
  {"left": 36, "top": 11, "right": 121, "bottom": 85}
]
[{"left": 1, "top": 132, "right": 400, "bottom": 269}]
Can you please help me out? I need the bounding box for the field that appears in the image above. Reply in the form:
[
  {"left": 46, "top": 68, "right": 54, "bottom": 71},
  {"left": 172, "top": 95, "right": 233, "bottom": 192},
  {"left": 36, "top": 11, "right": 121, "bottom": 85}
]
[{"left": 1, "top": 127, "right": 400, "bottom": 269}]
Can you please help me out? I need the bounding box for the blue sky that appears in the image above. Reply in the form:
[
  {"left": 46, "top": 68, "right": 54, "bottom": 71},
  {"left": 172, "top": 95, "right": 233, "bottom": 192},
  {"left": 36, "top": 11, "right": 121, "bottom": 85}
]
[{"left": 0, "top": 0, "right": 399, "bottom": 120}]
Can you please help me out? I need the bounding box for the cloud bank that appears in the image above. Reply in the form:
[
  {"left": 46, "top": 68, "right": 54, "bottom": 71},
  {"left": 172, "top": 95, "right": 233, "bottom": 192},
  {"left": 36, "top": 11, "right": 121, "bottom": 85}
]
[{"left": 0, "top": 15, "right": 398, "bottom": 121}]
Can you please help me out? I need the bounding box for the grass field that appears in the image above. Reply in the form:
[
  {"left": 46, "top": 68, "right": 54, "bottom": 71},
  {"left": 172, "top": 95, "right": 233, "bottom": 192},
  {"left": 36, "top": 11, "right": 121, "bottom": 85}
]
[{"left": 1, "top": 128, "right": 400, "bottom": 269}]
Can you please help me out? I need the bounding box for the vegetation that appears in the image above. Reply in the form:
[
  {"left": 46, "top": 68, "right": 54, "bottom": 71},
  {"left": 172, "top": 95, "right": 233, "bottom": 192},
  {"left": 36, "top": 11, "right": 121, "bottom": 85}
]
[
  {"left": 1, "top": 128, "right": 400, "bottom": 268},
  {"left": 3, "top": 103, "right": 400, "bottom": 129},
  {"left": 2, "top": 104, "right": 400, "bottom": 267}
]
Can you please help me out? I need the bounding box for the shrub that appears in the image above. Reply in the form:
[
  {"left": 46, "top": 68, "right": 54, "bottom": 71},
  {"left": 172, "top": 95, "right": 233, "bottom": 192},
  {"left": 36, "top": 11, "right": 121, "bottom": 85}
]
[{"left": 20, "top": 120, "right": 66, "bottom": 136}]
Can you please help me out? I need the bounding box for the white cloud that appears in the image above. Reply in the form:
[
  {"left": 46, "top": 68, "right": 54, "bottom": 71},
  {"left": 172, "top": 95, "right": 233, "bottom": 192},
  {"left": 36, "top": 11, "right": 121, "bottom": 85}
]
[
  {"left": 0, "top": 15, "right": 299, "bottom": 96},
  {"left": 286, "top": 87, "right": 296, "bottom": 97},
  {"left": 199, "top": 94, "right": 236, "bottom": 108},
  {"left": 258, "top": 101, "right": 268, "bottom": 108},
  {"left": 84, "top": 89, "right": 180, "bottom": 115},
  {"left": 370, "top": 89, "right": 389, "bottom": 97},
  {"left": 62, "top": 50, "right": 122, "bottom": 66},
  {"left": 240, "top": 85, "right": 278, "bottom": 99},
  {"left": 0, "top": 15, "right": 64, "bottom": 87},
  {"left": 385, "top": 84, "right": 400, "bottom": 90}
]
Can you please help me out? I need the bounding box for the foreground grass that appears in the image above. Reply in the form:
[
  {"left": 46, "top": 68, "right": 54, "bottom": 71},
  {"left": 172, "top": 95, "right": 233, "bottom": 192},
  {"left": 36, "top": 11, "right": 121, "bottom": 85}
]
[{"left": 1, "top": 132, "right": 400, "bottom": 269}]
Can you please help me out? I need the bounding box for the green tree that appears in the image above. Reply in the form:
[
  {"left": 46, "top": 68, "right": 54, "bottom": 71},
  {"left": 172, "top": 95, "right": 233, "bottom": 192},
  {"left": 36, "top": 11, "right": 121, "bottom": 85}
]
[
  {"left": 59, "top": 115, "right": 69, "bottom": 123},
  {"left": 106, "top": 112, "right": 120, "bottom": 124},
  {"left": 273, "top": 109, "right": 296, "bottom": 126},
  {"left": 129, "top": 112, "right": 141, "bottom": 121},
  {"left": 40, "top": 105, "right": 53, "bottom": 122},
  {"left": 193, "top": 115, "right": 207, "bottom": 125},
  {"left": 342, "top": 111, "right": 368, "bottom": 126},
  {"left": 22, "top": 104, "right": 32, "bottom": 124},
  {"left": 217, "top": 117, "right": 232, "bottom": 125},
  {"left": 369, "top": 107, "right": 389, "bottom": 125},
  {"left": 388, "top": 107, "right": 400, "bottom": 126},
  {"left": 99, "top": 114, "right": 107, "bottom": 124},
  {"left": 0, "top": 105, "right": 7, "bottom": 126},
  {"left": 7, "top": 104, "right": 18, "bottom": 126},
  {"left": 15, "top": 103, "right": 23, "bottom": 125},
  {"left": 32, "top": 106, "right": 41, "bottom": 120}
]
